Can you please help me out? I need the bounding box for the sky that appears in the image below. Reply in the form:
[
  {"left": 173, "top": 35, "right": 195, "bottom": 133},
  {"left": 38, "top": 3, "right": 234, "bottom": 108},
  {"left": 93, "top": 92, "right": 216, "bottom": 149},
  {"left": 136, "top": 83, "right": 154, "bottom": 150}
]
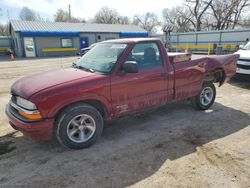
[{"left": 0, "top": 0, "right": 182, "bottom": 23}]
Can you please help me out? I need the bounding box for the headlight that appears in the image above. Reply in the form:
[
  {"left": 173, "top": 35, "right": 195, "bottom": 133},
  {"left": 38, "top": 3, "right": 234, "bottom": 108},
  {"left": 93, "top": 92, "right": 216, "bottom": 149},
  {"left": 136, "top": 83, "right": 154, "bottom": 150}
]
[
  {"left": 16, "top": 96, "right": 37, "bottom": 110},
  {"left": 13, "top": 97, "right": 42, "bottom": 120}
]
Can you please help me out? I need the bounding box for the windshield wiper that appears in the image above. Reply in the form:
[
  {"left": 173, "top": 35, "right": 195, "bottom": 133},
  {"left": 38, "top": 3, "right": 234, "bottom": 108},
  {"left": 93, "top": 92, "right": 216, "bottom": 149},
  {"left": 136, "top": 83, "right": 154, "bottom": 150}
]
[
  {"left": 72, "top": 63, "right": 95, "bottom": 73},
  {"left": 79, "top": 66, "right": 95, "bottom": 73},
  {"left": 72, "top": 62, "right": 77, "bottom": 67}
]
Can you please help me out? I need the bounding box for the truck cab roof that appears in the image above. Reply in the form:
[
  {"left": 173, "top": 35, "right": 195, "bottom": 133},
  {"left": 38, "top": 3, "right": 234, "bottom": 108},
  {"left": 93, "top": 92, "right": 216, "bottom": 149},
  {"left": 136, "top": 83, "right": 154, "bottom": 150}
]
[{"left": 101, "top": 38, "right": 160, "bottom": 44}]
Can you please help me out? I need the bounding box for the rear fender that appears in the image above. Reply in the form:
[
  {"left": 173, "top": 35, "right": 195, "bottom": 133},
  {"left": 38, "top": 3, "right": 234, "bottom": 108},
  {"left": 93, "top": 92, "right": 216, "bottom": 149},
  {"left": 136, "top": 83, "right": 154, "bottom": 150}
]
[{"left": 205, "top": 54, "right": 239, "bottom": 86}]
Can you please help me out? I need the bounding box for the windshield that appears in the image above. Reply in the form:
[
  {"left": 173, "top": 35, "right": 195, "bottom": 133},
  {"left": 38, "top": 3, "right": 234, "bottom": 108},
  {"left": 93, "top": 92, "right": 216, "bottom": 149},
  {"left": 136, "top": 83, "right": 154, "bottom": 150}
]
[
  {"left": 242, "top": 42, "right": 250, "bottom": 50},
  {"left": 75, "top": 43, "right": 127, "bottom": 73}
]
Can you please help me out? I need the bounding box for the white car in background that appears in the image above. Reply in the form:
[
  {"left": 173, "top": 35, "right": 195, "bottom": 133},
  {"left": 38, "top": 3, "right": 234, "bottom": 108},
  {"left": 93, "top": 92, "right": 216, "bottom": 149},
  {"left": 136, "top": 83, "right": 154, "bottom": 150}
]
[{"left": 234, "top": 42, "right": 250, "bottom": 75}]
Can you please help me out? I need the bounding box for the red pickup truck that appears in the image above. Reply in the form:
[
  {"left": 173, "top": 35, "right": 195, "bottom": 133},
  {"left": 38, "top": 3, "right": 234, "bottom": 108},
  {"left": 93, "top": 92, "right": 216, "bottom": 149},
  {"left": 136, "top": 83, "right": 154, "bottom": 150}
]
[{"left": 6, "top": 38, "right": 239, "bottom": 149}]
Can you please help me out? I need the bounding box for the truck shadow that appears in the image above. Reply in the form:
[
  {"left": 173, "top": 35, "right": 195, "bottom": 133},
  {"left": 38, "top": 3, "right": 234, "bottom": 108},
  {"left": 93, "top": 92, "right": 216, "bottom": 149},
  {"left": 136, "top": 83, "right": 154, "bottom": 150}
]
[
  {"left": 229, "top": 76, "right": 250, "bottom": 89},
  {"left": 0, "top": 101, "right": 249, "bottom": 187},
  {"left": 0, "top": 132, "right": 17, "bottom": 155}
]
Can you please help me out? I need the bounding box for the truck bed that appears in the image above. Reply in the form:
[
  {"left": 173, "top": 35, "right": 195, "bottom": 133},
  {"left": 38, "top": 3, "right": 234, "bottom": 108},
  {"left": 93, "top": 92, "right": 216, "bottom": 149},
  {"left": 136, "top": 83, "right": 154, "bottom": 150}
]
[{"left": 168, "top": 52, "right": 191, "bottom": 63}]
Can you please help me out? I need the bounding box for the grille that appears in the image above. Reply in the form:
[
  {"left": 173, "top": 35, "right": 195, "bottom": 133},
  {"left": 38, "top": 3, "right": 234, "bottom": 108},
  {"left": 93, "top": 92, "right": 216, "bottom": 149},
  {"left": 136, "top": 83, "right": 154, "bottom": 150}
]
[
  {"left": 237, "top": 64, "right": 250, "bottom": 70},
  {"left": 239, "top": 59, "right": 250, "bottom": 62}
]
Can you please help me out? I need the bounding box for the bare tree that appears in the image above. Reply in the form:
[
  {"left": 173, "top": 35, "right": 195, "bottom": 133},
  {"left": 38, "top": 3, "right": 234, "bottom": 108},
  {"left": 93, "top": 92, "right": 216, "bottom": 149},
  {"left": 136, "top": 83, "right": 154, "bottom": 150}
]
[
  {"left": 19, "top": 6, "right": 41, "bottom": 21},
  {"left": 117, "top": 16, "right": 130, "bottom": 25},
  {"left": 71, "top": 17, "right": 86, "bottom": 23},
  {"left": 54, "top": 9, "right": 86, "bottom": 23},
  {"left": 231, "top": 0, "right": 250, "bottom": 28},
  {"left": 93, "top": 7, "right": 119, "bottom": 24},
  {"left": 0, "top": 22, "right": 8, "bottom": 36},
  {"left": 185, "top": 0, "right": 213, "bottom": 31},
  {"left": 162, "top": 6, "right": 194, "bottom": 32},
  {"left": 238, "top": 14, "right": 250, "bottom": 28},
  {"left": 202, "top": 14, "right": 216, "bottom": 30},
  {"left": 162, "top": 0, "right": 250, "bottom": 31},
  {"left": 133, "top": 12, "right": 159, "bottom": 34},
  {"left": 210, "top": 0, "right": 234, "bottom": 30},
  {"left": 54, "top": 9, "right": 68, "bottom": 22},
  {"left": 210, "top": 0, "right": 250, "bottom": 30},
  {"left": 92, "top": 7, "right": 130, "bottom": 24}
]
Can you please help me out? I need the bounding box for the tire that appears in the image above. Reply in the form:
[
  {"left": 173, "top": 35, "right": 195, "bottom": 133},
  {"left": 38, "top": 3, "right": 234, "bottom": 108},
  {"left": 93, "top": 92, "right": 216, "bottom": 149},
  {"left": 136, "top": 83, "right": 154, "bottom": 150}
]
[
  {"left": 55, "top": 103, "right": 103, "bottom": 149},
  {"left": 192, "top": 82, "right": 216, "bottom": 110}
]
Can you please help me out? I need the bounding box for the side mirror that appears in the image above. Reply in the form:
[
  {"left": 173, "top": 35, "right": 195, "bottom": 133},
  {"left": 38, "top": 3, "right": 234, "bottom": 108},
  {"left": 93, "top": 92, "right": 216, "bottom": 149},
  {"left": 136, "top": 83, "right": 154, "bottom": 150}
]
[
  {"left": 122, "top": 61, "right": 139, "bottom": 73},
  {"left": 239, "top": 45, "right": 245, "bottom": 49}
]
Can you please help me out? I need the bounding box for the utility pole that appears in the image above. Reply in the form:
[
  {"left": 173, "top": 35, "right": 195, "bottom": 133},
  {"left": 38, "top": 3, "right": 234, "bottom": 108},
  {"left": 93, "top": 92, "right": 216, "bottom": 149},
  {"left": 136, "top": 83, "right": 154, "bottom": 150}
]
[
  {"left": 0, "top": 8, "right": 3, "bottom": 19},
  {"left": 68, "top": 4, "right": 71, "bottom": 22}
]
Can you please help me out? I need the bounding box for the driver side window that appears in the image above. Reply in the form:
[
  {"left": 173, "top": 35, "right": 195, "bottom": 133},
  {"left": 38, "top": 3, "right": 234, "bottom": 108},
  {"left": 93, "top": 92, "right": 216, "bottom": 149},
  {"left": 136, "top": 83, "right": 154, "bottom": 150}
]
[{"left": 128, "top": 42, "right": 163, "bottom": 70}]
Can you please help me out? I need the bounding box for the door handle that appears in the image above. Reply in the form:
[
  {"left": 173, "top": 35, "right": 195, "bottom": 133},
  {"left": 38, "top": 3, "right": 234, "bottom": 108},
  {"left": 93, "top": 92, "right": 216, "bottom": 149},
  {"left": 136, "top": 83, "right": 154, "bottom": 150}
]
[{"left": 161, "top": 72, "right": 168, "bottom": 78}]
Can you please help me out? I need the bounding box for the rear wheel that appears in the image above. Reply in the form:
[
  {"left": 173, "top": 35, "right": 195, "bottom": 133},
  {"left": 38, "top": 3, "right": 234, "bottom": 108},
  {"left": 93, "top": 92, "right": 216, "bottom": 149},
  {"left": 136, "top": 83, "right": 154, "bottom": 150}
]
[
  {"left": 192, "top": 82, "right": 216, "bottom": 110},
  {"left": 55, "top": 103, "right": 103, "bottom": 149}
]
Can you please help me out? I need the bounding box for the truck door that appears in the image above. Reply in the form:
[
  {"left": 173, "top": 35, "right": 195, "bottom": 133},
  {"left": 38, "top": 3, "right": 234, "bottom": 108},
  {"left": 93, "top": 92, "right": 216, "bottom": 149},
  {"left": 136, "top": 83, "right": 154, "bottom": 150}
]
[{"left": 111, "top": 42, "right": 169, "bottom": 116}]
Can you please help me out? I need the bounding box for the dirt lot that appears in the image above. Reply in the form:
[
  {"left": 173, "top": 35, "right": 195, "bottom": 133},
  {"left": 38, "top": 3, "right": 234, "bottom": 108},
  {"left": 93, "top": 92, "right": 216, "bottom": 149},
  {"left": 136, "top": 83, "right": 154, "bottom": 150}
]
[{"left": 0, "top": 56, "right": 249, "bottom": 187}]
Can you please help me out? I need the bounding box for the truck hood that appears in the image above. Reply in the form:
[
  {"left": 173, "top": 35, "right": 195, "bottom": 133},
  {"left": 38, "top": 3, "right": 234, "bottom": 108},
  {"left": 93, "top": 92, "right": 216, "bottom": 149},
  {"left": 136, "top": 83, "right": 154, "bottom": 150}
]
[
  {"left": 11, "top": 67, "right": 96, "bottom": 99},
  {"left": 234, "top": 49, "right": 250, "bottom": 59}
]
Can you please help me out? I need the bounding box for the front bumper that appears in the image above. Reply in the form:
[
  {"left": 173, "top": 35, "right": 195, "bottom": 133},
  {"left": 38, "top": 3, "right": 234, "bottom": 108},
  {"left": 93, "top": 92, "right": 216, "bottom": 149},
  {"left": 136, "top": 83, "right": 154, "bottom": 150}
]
[
  {"left": 236, "top": 67, "right": 250, "bottom": 75},
  {"left": 237, "top": 60, "right": 250, "bottom": 75},
  {"left": 5, "top": 103, "right": 54, "bottom": 141}
]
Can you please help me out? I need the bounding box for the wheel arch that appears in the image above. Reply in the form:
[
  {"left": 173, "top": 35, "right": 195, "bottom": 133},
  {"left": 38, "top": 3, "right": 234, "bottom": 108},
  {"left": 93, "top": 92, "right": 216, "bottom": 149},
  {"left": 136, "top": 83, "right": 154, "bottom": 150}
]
[
  {"left": 204, "top": 68, "right": 225, "bottom": 86},
  {"left": 54, "top": 99, "right": 108, "bottom": 124}
]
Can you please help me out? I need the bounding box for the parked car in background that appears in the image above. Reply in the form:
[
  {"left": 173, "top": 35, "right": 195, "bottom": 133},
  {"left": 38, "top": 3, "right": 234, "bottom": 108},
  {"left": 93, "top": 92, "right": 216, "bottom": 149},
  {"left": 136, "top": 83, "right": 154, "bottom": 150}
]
[
  {"left": 77, "top": 43, "right": 97, "bottom": 56},
  {"left": 6, "top": 38, "right": 239, "bottom": 149},
  {"left": 234, "top": 42, "right": 250, "bottom": 75}
]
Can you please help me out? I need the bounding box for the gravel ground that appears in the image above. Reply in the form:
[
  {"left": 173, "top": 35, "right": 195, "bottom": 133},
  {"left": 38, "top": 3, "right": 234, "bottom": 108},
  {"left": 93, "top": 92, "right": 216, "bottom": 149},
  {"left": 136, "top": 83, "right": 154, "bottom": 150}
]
[{"left": 0, "top": 56, "right": 249, "bottom": 188}]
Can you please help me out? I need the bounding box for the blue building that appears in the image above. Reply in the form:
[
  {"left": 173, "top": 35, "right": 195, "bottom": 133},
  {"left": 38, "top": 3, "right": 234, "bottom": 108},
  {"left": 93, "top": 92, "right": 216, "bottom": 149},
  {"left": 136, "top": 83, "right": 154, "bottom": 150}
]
[{"left": 9, "top": 20, "right": 148, "bottom": 57}]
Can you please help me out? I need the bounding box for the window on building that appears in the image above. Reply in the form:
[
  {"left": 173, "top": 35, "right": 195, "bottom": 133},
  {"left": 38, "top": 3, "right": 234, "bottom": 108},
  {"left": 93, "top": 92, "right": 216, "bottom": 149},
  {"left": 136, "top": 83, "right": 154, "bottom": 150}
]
[
  {"left": 61, "top": 38, "right": 73, "bottom": 48},
  {"left": 97, "top": 35, "right": 101, "bottom": 40}
]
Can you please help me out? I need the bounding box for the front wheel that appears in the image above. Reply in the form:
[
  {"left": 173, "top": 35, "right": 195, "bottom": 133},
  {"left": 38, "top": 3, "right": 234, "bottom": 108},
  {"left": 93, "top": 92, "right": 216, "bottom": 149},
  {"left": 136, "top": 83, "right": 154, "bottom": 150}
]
[
  {"left": 192, "top": 82, "right": 216, "bottom": 110},
  {"left": 55, "top": 103, "right": 103, "bottom": 149}
]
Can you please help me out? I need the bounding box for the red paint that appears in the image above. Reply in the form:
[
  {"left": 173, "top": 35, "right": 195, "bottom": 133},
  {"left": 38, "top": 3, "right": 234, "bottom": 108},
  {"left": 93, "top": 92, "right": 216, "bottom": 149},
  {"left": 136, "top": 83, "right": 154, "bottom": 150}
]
[{"left": 6, "top": 38, "right": 239, "bottom": 140}]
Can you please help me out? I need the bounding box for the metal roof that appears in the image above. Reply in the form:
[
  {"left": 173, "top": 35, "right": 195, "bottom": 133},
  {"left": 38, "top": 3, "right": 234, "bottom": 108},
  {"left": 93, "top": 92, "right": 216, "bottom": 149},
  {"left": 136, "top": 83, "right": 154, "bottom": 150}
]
[
  {"left": 102, "top": 38, "right": 159, "bottom": 43},
  {"left": 10, "top": 20, "right": 146, "bottom": 33}
]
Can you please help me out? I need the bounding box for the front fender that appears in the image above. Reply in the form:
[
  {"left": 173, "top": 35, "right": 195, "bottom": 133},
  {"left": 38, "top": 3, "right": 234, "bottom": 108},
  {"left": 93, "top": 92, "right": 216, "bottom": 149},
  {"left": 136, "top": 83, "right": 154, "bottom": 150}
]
[{"left": 46, "top": 93, "right": 113, "bottom": 119}]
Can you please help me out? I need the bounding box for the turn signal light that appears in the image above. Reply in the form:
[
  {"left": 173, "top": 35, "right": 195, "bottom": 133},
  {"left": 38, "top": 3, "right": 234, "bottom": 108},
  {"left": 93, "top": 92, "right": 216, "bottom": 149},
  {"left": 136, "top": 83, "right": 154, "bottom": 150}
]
[{"left": 18, "top": 111, "right": 42, "bottom": 120}]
